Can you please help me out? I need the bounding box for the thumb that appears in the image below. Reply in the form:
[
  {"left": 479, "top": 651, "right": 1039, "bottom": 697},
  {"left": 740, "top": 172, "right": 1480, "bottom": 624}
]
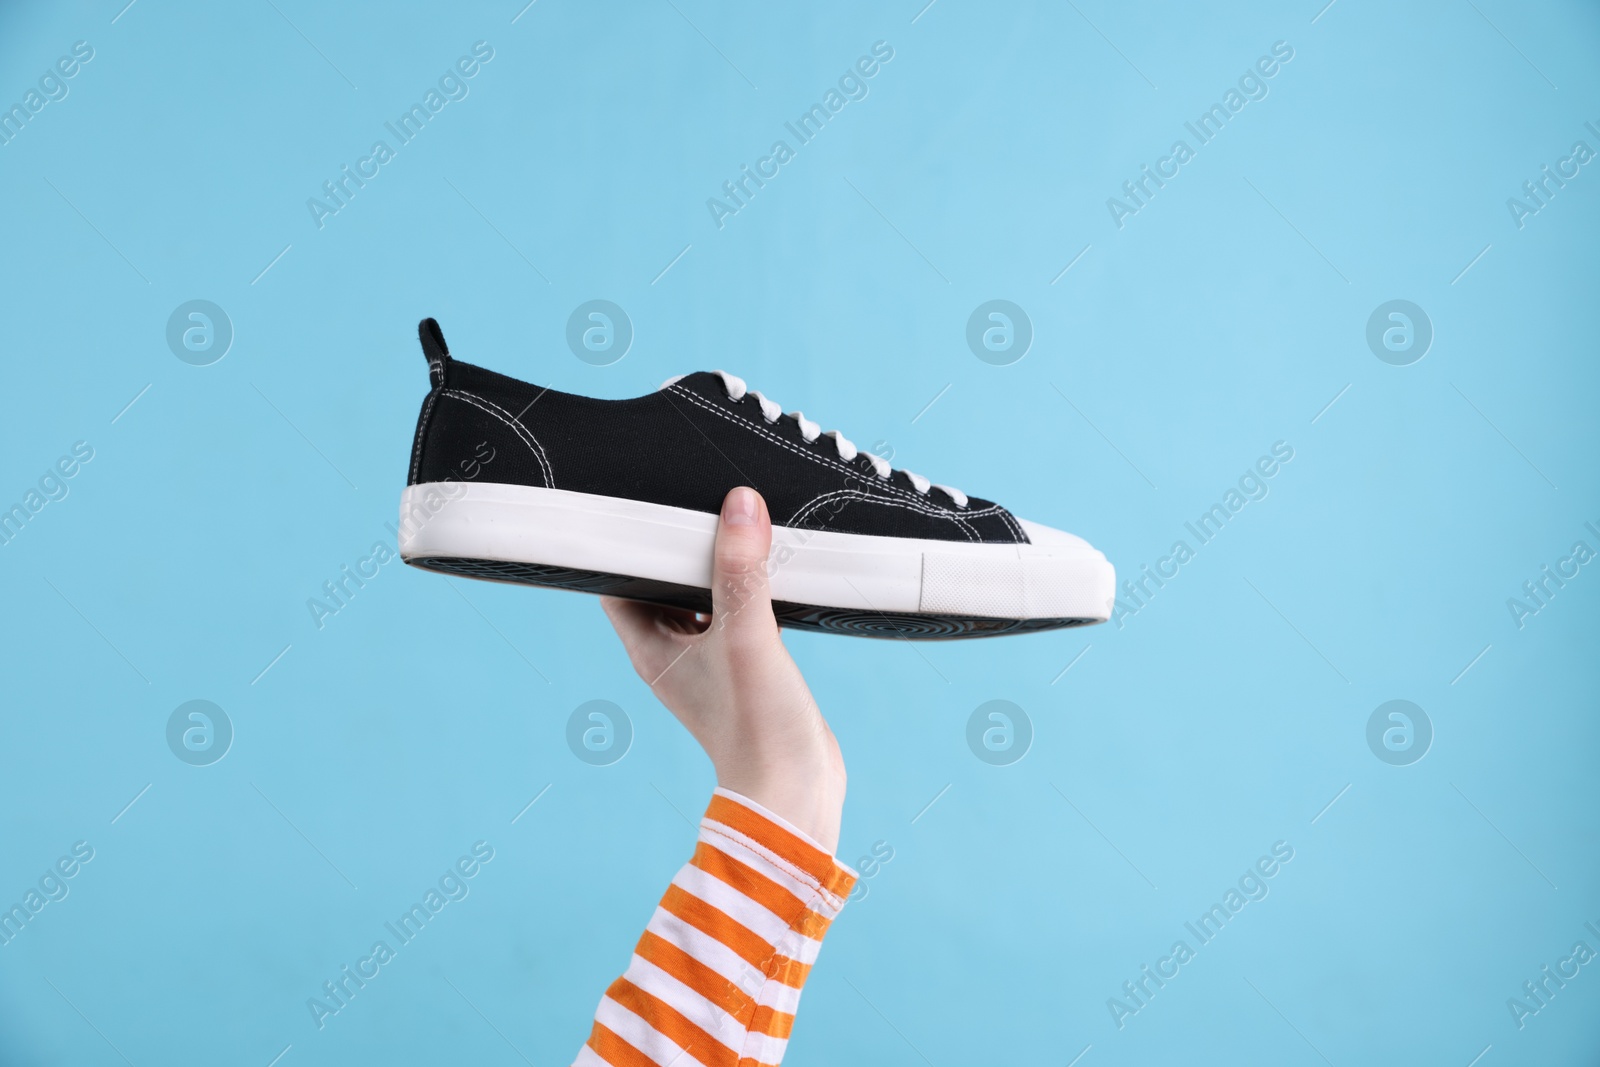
[{"left": 710, "top": 486, "right": 774, "bottom": 632}]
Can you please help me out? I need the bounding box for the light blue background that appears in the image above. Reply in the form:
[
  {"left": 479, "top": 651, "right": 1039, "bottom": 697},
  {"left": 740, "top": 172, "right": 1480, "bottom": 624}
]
[{"left": 2, "top": 1, "right": 1597, "bottom": 1063}]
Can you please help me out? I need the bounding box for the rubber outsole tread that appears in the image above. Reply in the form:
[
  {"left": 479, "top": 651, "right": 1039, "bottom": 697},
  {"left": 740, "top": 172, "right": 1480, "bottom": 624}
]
[{"left": 407, "top": 555, "right": 1094, "bottom": 639}]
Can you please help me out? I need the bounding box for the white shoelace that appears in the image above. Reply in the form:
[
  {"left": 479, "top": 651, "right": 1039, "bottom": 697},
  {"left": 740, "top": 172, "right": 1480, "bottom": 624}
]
[{"left": 663, "top": 370, "right": 969, "bottom": 508}]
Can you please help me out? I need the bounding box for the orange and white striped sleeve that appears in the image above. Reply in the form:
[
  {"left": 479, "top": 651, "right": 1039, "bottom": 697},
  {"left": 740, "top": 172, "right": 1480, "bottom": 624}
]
[{"left": 573, "top": 786, "right": 858, "bottom": 1067}]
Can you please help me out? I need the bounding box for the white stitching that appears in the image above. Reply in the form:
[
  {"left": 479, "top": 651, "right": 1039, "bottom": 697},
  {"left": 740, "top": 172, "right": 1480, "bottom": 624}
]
[
  {"left": 673, "top": 384, "right": 992, "bottom": 513},
  {"left": 699, "top": 818, "right": 844, "bottom": 1056},
  {"left": 793, "top": 488, "right": 1001, "bottom": 529},
  {"left": 673, "top": 386, "right": 923, "bottom": 498},
  {"left": 408, "top": 390, "right": 439, "bottom": 484},
  {"left": 441, "top": 389, "right": 554, "bottom": 488},
  {"left": 444, "top": 390, "right": 554, "bottom": 487},
  {"left": 814, "top": 491, "right": 977, "bottom": 541},
  {"left": 672, "top": 385, "right": 1026, "bottom": 542},
  {"left": 700, "top": 823, "right": 830, "bottom": 901},
  {"left": 790, "top": 489, "right": 981, "bottom": 541},
  {"left": 994, "top": 507, "right": 1025, "bottom": 542},
  {"left": 794, "top": 488, "right": 1010, "bottom": 527}
]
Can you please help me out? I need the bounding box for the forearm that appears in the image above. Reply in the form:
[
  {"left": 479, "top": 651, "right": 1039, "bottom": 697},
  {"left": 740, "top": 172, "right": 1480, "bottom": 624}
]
[{"left": 575, "top": 788, "right": 857, "bottom": 1067}]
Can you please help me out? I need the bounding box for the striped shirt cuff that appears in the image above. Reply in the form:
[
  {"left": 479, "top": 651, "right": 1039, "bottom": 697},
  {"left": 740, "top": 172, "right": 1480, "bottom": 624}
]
[{"left": 577, "top": 788, "right": 857, "bottom": 1067}]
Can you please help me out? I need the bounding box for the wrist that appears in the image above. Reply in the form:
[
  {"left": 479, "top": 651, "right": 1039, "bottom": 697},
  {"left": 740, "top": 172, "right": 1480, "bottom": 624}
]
[{"left": 715, "top": 758, "right": 846, "bottom": 854}]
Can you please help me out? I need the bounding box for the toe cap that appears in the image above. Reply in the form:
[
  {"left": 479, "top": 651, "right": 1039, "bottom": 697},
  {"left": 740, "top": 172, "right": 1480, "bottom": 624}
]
[{"left": 1017, "top": 517, "right": 1100, "bottom": 555}]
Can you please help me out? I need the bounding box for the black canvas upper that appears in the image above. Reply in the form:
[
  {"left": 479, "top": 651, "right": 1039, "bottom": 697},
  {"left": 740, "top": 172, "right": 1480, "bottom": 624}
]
[{"left": 406, "top": 319, "right": 1028, "bottom": 545}]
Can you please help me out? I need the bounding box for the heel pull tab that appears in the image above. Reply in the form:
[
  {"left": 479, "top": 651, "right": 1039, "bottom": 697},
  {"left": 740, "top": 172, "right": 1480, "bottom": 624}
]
[{"left": 418, "top": 318, "right": 450, "bottom": 388}]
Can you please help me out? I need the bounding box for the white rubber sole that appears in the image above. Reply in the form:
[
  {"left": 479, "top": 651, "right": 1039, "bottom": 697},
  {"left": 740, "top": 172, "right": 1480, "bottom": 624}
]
[{"left": 398, "top": 482, "right": 1114, "bottom": 632}]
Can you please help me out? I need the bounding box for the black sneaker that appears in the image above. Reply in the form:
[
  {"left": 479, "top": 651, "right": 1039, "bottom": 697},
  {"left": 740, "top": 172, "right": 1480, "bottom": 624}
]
[{"left": 398, "top": 319, "right": 1114, "bottom": 638}]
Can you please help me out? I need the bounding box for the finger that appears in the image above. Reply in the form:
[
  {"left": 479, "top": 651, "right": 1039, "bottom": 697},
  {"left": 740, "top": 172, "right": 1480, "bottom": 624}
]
[
  {"left": 600, "top": 596, "right": 681, "bottom": 679},
  {"left": 709, "top": 486, "right": 774, "bottom": 633},
  {"left": 603, "top": 594, "right": 706, "bottom": 637},
  {"left": 601, "top": 594, "right": 651, "bottom": 644}
]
